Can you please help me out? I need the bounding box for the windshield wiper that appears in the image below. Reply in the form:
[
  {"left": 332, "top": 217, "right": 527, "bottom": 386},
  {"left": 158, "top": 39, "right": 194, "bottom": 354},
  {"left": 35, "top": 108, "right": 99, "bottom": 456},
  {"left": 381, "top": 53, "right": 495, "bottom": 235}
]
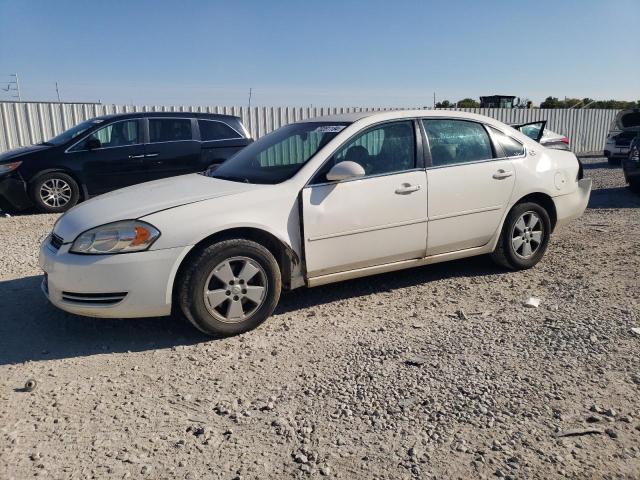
[{"left": 39, "top": 141, "right": 54, "bottom": 146}]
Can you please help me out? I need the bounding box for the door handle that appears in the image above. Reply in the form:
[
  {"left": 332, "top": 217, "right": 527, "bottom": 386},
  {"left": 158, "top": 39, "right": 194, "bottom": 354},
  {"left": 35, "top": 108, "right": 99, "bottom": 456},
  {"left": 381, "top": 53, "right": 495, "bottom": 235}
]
[
  {"left": 145, "top": 153, "right": 159, "bottom": 158},
  {"left": 395, "top": 183, "right": 422, "bottom": 194},
  {"left": 492, "top": 169, "right": 513, "bottom": 180},
  {"left": 128, "top": 154, "right": 145, "bottom": 159}
]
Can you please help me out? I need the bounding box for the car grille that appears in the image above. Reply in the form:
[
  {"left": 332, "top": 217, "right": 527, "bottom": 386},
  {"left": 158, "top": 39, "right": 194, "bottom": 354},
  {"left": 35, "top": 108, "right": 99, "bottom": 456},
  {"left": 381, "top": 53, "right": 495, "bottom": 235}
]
[
  {"left": 61, "top": 291, "right": 128, "bottom": 306},
  {"left": 50, "top": 233, "right": 64, "bottom": 250}
]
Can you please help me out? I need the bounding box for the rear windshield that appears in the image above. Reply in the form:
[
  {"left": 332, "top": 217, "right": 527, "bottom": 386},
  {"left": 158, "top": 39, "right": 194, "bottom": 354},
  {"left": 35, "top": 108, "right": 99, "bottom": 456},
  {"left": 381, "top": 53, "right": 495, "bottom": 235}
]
[
  {"left": 207, "top": 122, "right": 350, "bottom": 184},
  {"left": 621, "top": 112, "right": 640, "bottom": 128}
]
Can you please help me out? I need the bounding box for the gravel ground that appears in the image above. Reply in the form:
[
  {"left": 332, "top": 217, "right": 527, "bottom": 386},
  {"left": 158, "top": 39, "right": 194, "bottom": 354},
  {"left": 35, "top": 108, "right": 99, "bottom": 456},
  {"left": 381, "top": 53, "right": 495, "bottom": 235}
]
[{"left": 1, "top": 158, "right": 639, "bottom": 480}]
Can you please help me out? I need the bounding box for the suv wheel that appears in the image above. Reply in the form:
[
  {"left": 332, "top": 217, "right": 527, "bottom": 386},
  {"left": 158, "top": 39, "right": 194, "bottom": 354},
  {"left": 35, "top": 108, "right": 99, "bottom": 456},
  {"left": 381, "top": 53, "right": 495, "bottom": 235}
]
[
  {"left": 491, "top": 202, "right": 551, "bottom": 270},
  {"left": 31, "top": 172, "right": 80, "bottom": 213},
  {"left": 178, "top": 239, "right": 281, "bottom": 337}
]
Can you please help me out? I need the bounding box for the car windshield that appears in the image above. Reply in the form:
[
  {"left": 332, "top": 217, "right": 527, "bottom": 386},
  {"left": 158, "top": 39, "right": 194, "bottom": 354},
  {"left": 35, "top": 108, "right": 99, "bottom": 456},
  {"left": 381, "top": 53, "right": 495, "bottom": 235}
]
[
  {"left": 44, "top": 119, "right": 104, "bottom": 146},
  {"left": 207, "top": 122, "right": 350, "bottom": 184}
]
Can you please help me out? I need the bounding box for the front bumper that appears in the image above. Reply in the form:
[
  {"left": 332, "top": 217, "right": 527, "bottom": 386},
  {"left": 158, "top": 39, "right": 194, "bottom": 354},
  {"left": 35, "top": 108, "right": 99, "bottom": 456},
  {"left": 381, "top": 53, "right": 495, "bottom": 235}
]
[
  {"left": 604, "top": 146, "right": 630, "bottom": 158},
  {"left": 38, "top": 238, "right": 190, "bottom": 318},
  {"left": 622, "top": 157, "right": 640, "bottom": 182},
  {"left": 553, "top": 178, "right": 592, "bottom": 228},
  {"left": 0, "top": 174, "right": 32, "bottom": 211}
]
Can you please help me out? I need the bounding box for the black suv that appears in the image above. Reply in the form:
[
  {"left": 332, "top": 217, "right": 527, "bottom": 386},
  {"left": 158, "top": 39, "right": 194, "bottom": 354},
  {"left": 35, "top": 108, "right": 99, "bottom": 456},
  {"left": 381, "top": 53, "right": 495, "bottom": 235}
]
[{"left": 0, "top": 112, "right": 252, "bottom": 213}]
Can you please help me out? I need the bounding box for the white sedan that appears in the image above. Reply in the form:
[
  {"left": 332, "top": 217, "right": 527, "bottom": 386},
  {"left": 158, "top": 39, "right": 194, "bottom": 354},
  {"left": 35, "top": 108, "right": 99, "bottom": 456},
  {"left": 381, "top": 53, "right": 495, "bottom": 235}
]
[{"left": 39, "top": 110, "right": 592, "bottom": 336}]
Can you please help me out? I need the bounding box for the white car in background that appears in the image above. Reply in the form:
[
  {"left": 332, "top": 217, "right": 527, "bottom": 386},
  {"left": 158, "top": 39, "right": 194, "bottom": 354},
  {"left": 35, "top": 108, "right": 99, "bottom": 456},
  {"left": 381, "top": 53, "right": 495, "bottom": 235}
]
[{"left": 39, "top": 110, "right": 592, "bottom": 336}]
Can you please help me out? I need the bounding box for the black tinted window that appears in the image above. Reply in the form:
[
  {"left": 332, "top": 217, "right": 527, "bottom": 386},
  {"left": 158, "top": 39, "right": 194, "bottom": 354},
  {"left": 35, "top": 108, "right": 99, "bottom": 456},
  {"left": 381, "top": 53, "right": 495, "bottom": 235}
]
[
  {"left": 489, "top": 127, "right": 525, "bottom": 157},
  {"left": 77, "top": 120, "right": 139, "bottom": 150},
  {"left": 149, "top": 118, "right": 192, "bottom": 142},
  {"left": 423, "top": 119, "right": 493, "bottom": 166},
  {"left": 198, "top": 120, "right": 242, "bottom": 141}
]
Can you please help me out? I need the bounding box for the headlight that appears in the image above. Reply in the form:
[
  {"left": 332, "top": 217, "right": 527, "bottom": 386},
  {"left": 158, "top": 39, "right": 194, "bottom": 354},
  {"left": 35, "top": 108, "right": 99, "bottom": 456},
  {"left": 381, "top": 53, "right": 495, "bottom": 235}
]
[
  {"left": 70, "top": 220, "right": 160, "bottom": 254},
  {"left": 0, "top": 161, "right": 22, "bottom": 175}
]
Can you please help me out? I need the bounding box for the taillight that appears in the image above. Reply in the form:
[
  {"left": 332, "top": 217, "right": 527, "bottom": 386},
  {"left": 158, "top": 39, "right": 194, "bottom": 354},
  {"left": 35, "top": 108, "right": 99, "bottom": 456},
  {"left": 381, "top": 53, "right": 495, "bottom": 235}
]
[
  {"left": 560, "top": 137, "right": 569, "bottom": 144},
  {"left": 576, "top": 156, "right": 584, "bottom": 180}
]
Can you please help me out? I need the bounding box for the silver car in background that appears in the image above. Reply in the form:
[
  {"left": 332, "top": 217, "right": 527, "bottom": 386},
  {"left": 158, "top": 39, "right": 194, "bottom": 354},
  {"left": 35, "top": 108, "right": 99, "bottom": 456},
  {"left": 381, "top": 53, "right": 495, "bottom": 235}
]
[{"left": 604, "top": 109, "right": 640, "bottom": 165}]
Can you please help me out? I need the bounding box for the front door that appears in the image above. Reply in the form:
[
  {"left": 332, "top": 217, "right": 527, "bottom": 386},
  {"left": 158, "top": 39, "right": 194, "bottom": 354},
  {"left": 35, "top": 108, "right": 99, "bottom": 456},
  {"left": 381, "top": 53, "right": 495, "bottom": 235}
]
[
  {"left": 67, "top": 119, "right": 148, "bottom": 195},
  {"left": 422, "top": 119, "right": 517, "bottom": 256},
  {"left": 303, "top": 120, "right": 428, "bottom": 278}
]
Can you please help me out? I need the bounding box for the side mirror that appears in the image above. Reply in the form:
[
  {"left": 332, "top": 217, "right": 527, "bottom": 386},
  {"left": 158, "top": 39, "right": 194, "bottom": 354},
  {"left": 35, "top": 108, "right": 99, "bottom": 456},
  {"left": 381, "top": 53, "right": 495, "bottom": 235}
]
[
  {"left": 86, "top": 138, "right": 101, "bottom": 150},
  {"left": 326, "top": 161, "right": 365, "bottom": 182}
]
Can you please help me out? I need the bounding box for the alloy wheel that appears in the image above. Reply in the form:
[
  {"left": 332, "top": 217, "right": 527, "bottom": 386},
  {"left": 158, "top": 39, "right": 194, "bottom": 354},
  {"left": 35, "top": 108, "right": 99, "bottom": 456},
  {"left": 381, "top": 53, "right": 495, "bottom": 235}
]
[
  {"left": 40, "top": 178, "right": 72, "bottom": 208},
  {"left": 203, "top": 256, "right": 268, "bottom": 323},
  {"left": 511, "top": 211, "right": 544, "bottom": 259}
]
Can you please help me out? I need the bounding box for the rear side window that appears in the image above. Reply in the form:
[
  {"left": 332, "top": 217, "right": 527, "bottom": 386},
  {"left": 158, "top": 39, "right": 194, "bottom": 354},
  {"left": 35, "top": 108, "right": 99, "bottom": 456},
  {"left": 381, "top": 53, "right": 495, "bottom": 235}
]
[
  {"left": 149, "top": 118, "right": 192, "bottom": 143},
  {"left": 489, "top": 127, "right": 525, "bottom": 157},
  {"left": 198, "top": 120, "right": 242, "bottom": 141},
  {"left": 423, "top": 119, "right": 493, "bottom": 166}
]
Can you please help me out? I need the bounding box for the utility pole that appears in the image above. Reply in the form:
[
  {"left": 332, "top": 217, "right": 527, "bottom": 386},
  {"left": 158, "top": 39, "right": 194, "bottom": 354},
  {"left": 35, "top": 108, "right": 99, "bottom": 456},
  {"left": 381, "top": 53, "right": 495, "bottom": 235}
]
[
  {"left": 2, "top": 74, "right": 21, "bottom": 101},
  {"left": 248, "top": 87, "right": 252, "bottom": 111},
  {"left": 55, "top": 81, "right": 61, "bottom": 102},
  {"left": 433, "top": 92, "right": 436, "bottom": 109}
]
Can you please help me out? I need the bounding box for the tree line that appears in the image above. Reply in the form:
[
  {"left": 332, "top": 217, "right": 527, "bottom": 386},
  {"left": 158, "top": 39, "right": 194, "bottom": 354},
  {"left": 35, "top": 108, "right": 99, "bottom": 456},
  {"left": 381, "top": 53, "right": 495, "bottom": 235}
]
[{"left": 434, "top": 97, "right": 640, "bottom": 109}]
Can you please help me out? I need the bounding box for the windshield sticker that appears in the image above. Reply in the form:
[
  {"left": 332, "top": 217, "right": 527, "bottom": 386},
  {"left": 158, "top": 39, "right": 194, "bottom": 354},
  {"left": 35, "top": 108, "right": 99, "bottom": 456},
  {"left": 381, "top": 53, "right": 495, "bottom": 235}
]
[{"left": 314, "top": 125, "right": 346, "bottom": 133}]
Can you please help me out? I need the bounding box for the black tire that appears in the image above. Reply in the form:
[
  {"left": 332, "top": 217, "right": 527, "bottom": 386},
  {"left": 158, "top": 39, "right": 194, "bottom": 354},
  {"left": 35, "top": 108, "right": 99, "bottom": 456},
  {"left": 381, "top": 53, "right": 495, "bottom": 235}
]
[
  {"left": 629, "top": 178, "right": 640, "bottom": 194},
  {"left": 607, "top": 157, "right": 621, "bottom": 166},
  {"left": 178, "top": 239, "right": 281, "bottom": 337},
  {"left": 491, "top": 202, "right": 551, "bottom": 270},
  {"left": 30, "top": 172, "right": 80, "bottom": 213}
]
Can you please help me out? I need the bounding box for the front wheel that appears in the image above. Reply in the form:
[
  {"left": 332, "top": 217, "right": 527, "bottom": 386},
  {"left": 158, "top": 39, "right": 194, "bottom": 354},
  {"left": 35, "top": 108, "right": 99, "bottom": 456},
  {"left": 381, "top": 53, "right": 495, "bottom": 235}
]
[
  {"left": 178, "top": 239, "right": 281, "bottom": 337},
  {"left": 30, "top": 172, "right": 80, "bottom": 213},
  {"left": 491, "top": 202, "right": 551, "bottom": 270}
]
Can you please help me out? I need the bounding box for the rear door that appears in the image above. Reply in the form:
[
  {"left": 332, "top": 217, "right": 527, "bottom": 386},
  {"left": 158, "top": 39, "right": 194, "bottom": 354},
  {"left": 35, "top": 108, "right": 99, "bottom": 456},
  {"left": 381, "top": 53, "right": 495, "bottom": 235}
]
[
  {"left": 514, "top": 121, "right": 546, "bottom": 142},
  {"left": 67, "top": 118, "right": 147, "bottom": 195},
  {"left": 423, "top": 119, "right": 517, "bottom": 256},
  {"left": 143, "top": 117, "right": 201, "bottom": 180}
]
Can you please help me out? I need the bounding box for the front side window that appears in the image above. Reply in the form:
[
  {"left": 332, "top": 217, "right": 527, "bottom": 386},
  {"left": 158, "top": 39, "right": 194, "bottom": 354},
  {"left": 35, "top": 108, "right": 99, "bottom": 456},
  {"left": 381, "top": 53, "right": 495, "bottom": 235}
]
[
  {"left": 423, "top": 119, "right": 493, "bottom": 167},
  {"left": 198, "top": 120, "right": 242, "bottom": 141},
  {"left": 208, "top": 122, "right": 350, "bottom": 184},
  {"left": 489, "top": 127, "right": 525, "bottom": 157},
  {"left": 149, "top": 118, "right": 192, "bottom": 143},
  {"left": 312, "top": 121, "right": 415, "bottom": 182},
  {"left": 74, "top": 120, "right": 139, "bottom": 150}
]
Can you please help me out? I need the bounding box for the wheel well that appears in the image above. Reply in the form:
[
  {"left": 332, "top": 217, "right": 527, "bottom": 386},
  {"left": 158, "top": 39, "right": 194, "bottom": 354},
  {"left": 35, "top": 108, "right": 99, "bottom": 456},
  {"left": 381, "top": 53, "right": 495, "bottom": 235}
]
[
  {"left": 28, "top": 169, "right": 87, "bottom": 201},
  {"left": 514, "top": 193, "right": 557, "bottom": 232},
  {"left": 172, "top": 228, "right": 298, "bottom": 308}
]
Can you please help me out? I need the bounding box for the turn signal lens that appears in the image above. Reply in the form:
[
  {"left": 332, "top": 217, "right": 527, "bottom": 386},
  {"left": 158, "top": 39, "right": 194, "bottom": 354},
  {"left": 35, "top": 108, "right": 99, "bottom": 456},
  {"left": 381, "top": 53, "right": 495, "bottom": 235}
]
[
  {"left": 70, "top": 220, "right": 160, "bottom": 254},
  {"left": 0, "top": 161, "right": 22, "bottom": 175}
]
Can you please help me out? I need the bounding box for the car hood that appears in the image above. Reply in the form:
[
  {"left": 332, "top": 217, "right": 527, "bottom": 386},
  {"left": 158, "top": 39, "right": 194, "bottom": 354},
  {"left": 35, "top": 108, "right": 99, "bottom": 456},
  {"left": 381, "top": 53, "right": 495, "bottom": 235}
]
[
  {"left": 53, "top": 173, "right": 262, "bottom": 241},
  {"left": 0, "top": 144, "right": 51, "bottom": 162}
]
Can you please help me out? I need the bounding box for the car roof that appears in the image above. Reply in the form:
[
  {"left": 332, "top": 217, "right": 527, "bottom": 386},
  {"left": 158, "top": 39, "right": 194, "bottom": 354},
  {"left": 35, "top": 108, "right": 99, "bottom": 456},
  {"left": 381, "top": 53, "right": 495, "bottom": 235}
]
[
  {"left": 91, "top": 111, "right": 241, "bottom": 122},
  {"left": 297, "top": 109, "right": 507, "bottom": 125}
]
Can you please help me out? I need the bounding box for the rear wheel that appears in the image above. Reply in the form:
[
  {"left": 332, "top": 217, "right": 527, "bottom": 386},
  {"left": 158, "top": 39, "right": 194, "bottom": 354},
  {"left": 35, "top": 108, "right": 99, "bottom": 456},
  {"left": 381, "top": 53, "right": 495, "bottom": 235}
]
[
  {"left": 491, "top": 202, "right": 551, "bottom": 270},
  {"left": 178, "top": 239, "right": 281, "bottom": 337},
  {"left": 30, "top": 172, "right": 80, "bottom": 213},
  {"left": 629, "top": 178, "right": 640, "bottom": 194},
  {"left": 607, "top": 157, "right": 621, "bottom": 166}
]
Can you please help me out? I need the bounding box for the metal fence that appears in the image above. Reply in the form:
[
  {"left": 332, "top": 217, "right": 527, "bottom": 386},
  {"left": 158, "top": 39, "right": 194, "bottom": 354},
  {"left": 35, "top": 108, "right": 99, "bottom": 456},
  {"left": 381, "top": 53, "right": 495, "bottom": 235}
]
[{"left": 0, "top": 101, "right": 617, "bottom": 154}]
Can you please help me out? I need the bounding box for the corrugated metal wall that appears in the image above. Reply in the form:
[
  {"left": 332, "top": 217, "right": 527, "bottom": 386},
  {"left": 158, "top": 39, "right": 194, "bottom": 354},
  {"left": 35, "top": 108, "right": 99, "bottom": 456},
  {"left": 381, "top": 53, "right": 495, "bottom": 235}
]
[{"left": 0, "top": 101, "right": 618, "bottom": 154}]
